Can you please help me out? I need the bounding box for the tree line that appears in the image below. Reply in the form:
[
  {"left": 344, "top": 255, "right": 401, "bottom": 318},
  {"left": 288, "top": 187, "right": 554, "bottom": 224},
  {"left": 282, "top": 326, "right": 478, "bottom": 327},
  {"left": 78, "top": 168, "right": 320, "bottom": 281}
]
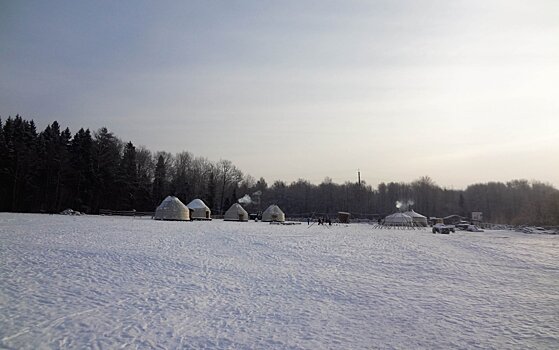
[{"left": 2, "top": 115, "right": 558, "bottom": 225}]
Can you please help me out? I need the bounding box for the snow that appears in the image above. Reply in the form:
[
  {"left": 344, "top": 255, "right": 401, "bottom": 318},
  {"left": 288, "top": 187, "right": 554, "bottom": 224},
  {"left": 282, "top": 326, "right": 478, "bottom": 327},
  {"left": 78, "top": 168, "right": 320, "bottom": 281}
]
[{"left": 1, "top": 213, "right": 558, "bottom": 349}]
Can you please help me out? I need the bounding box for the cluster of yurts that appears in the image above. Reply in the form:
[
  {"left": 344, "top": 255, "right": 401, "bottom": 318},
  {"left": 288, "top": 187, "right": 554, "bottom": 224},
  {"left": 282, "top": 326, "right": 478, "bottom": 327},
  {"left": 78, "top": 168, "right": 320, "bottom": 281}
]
[
  {"left": 154, "top": 196, "right": 285, "bottom": 222},
  {"left": 155, "top": 195, "right": 429, "bottom": 226}
]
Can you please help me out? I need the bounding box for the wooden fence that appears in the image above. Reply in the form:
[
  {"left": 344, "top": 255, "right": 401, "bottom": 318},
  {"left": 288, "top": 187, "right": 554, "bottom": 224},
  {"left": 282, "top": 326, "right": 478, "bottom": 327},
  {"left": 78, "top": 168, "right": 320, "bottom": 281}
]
[{"left": 99, "top": 209, "right": 154, "bottom": 217}]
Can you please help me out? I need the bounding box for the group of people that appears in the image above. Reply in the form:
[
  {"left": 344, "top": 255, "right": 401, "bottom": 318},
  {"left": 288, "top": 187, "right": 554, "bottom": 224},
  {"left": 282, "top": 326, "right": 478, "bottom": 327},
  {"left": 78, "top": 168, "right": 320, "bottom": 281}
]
[{"left": 307, "top": 217, "right": 332, "bottom": 225}]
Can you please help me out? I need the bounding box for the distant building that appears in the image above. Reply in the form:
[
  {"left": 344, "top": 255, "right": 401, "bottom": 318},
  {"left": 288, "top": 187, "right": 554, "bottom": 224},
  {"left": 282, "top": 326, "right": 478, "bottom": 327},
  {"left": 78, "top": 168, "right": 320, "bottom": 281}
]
[
  {"left": 338, "top": 212, "right": 351, "bottom": 223},
  {"left": 443, "top": 215, "right": 466, "bottom": 225}
]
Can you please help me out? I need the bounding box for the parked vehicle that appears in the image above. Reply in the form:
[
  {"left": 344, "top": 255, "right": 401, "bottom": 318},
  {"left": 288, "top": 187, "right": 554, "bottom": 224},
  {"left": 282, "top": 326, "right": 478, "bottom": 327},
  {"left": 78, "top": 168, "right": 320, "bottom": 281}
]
[
  {"left": 467, "top": 225, "right": 484, "bottom": 232},
  {"left": 455, "top": 221, "right": 471, "bottom": 230},
  {"left": 432, "top": 223, "right": 455, "bottom": 234}
]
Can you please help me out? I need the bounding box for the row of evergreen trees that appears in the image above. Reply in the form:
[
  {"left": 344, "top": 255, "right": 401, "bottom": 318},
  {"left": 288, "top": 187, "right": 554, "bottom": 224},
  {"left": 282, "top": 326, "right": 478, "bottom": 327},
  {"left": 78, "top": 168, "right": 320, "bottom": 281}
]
[
  {"left": 0, "top": 116, "right": 249, "bottom": 214},
  {"left": 2, "top": 115, "right": 559, "bottom": 225}
]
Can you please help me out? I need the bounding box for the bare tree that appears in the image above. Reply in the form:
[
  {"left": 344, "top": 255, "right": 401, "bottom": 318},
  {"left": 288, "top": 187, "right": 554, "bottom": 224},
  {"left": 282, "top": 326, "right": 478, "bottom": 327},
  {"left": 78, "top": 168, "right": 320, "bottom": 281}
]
[{"left": 216, "top": 159, "right": 243, "bottom": 213}]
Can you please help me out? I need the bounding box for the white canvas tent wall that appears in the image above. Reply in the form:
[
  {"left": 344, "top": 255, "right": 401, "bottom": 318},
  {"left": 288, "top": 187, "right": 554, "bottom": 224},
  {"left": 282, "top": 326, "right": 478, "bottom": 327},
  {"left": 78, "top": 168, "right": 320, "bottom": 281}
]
[
  {"left": 224, "top": 203, "right": 248, "bottom": 222},
  {"left": 154, "top": 196, "right": 190, "bottom": 221},
  {"left": 404, "top": 210, "right": 428, "bottom": 227},
  {"left": 383, "top": 212, "right": 413, "bottom": 226},
  {"left": 187, "top": 199, "right": 211, "bottom": 220},
  {"left": 262, "top": 205, "right": 285, "bottom": 222}
]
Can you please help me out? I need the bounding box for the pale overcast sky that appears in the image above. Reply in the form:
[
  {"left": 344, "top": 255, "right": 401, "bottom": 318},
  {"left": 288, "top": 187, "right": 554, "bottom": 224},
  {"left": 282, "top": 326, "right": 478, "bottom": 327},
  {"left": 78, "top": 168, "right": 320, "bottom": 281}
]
[{"left": 1, "top": 1, "right": 558, "bottom": 188}]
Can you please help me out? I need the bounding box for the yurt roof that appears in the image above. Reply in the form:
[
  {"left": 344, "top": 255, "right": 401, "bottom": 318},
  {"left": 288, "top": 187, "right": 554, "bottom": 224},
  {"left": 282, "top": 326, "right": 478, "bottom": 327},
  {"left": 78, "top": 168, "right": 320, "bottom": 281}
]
[
  {"left": 264, "top": 204, "right": 283, "bottom": 214},
  {"left": 227, "top": 203, "right": 247, "bottom": 213},
  {"left": 404, "top": 210, "right": 427, "bottom": 219},
  {"left": 187, "top": 199, "right": 210, "bottom": 210},
  {"left": 158, "top": 196, "right": 183, "bottom": 208},
  {"left": 385, "top": 212, "right": 413, "bottom": 221}
]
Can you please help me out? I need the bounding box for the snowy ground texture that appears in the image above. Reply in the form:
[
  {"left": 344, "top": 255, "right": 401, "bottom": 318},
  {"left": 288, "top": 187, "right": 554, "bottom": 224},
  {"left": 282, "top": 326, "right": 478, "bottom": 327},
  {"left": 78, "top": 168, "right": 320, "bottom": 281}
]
[{"left": 1, "top": 213, "right": 558, "bottom": 349}]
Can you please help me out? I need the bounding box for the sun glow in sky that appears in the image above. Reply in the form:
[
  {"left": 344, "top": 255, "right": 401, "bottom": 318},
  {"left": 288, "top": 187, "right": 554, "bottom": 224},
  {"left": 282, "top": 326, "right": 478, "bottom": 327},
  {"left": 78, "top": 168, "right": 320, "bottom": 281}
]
[{"left": 1, "top": 1, "right": 558, "bottom": 188}]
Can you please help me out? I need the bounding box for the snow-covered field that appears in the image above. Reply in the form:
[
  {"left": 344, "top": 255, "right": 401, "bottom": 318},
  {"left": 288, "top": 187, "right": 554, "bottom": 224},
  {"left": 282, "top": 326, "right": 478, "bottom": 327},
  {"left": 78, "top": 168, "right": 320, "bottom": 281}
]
[{"left": 1, "top": 213, "right": 558, "bottom": 349}]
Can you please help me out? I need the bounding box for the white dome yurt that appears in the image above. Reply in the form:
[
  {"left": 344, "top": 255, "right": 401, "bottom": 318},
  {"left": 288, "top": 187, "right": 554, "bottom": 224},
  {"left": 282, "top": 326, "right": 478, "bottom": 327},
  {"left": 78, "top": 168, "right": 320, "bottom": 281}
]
[
  {"left": 383, "top": 212, "right": 413, "bottom": 226},
  {"left": 187, "top": 199, "right": 211, "bottom": 220},
  {"left": 262, "top": 204, "right": 285, "bottom": 222},
  {"left": 224, "top": 203, "right": 248, "bottom": 222},
  {"left": 404, "top": 210, "right": 428, "bottom": 227},
  {"left": 154, "top": 196, "right": 190, "bottom": 221}
]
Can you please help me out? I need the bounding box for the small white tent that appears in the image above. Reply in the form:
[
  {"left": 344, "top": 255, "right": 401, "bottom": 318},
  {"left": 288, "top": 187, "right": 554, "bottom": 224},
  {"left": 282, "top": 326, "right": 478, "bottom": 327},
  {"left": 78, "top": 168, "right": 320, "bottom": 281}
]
[
  {"left": 224, "top": 203, "right": 248, "bottom": 222},
  {"left": 383, "top": 212, "right": 413, "bottom": 226},
  {"left": 262, "top": 204, "right": 285, "bottom": 222},
  {"left": 154, "top": 196, "right": 190, "bottom": 221},
  {"left": 404, "top": 210, "right": 428, "bottom": 227},
  {"left": 187, "top": 199, "right": 211, "bottom": 220}
]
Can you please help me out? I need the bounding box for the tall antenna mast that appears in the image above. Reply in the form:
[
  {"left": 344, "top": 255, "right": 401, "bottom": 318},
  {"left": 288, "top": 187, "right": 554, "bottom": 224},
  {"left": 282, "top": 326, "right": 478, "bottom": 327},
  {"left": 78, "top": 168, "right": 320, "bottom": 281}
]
[{"left": 358, "top": 169, "right": 361, "bottom": 186}]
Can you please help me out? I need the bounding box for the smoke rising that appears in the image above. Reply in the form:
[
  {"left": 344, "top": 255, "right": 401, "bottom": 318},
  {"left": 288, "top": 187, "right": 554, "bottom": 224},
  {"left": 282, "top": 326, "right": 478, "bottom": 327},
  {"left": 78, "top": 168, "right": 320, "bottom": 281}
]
[
  {"left": 238, "top": 194, "right": 252, "bottom": 205},
  {"left": 395, "top": 199, "right": 415, "bottom": 211}
]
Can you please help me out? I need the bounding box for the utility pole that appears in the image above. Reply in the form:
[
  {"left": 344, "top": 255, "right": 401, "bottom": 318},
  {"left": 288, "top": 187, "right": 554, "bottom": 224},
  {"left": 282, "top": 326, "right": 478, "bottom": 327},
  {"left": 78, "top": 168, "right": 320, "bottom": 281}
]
[{"left": 357, "top": 169, "right": 361, "bottom": 217}]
